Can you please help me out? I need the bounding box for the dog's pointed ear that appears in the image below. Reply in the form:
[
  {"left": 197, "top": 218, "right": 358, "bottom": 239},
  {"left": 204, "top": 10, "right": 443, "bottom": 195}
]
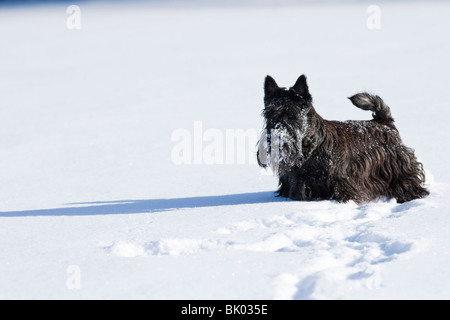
[
  {"left": 264, "top": 75, "right": 279, "bottom": 99},
  {"left": 292, "top": 74, "right": 311, "bottom": 99}
]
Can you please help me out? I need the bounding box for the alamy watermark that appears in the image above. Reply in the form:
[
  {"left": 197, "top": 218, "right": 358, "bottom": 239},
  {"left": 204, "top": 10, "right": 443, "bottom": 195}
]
[
  {"left": 170, "top": 121, "right": 284, "bottom": 177},
  {"left": 66, "top": 5, "right": 81, "bottom": 30},
  {"left": 66, "top": 265, "right": 81, "bottom": 290},
  {"left": 366, "top": 266, "right": 381, "bottom": 290},
  {"left": 171, "top": 121, "right": 259, "bottom": 165},
  {"left": 366, "top": 5, "right": 381, "bottom": 30}
]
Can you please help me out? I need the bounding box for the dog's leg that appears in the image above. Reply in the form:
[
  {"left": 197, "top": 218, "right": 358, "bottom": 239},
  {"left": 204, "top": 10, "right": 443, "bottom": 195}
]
[
  {"left": 277, "top": 171, "right": 308, "bottom": 200},
  {"left": 391, "top": 148, "right": 430, "bottom": 203},
  {"left": 276, "top": 175, "right": 290, "bottom": 198},
  {"left": 392, "top": 178, "right": 430, "bottom": 203}
]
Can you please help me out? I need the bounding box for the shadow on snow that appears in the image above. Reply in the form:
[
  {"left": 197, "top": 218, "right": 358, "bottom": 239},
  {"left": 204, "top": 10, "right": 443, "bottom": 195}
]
[{"left": 0, "top": 191, "right": 286, "bottom": 217}]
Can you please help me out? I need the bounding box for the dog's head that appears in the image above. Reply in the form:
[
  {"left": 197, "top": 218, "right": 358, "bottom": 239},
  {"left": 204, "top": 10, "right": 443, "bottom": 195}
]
[
  {"left": 263, "top": 74, "right": 312, "bottom": 127},
  {"left": 257, "top": 75, "right": 313, "bottom": 173}
]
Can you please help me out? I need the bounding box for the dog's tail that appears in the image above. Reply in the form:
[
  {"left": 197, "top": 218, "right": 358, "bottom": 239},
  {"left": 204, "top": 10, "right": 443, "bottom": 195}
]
[{"left": 348, "top": 92, "right": 394, "bottom": 124}]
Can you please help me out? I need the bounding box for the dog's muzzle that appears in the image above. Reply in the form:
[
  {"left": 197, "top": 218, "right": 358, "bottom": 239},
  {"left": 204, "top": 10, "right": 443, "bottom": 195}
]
[{"left": 258, "top": 124, "right": 302, "bottom": 174}]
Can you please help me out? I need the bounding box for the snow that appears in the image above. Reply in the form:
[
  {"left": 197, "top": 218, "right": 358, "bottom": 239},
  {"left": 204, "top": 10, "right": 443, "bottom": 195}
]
[{"left": 1, "top": 0, "right": 450, "bottom": 299}]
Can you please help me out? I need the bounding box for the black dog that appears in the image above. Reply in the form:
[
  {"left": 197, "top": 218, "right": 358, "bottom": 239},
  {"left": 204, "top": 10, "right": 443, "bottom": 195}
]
[{"left": 257, "top": 75, "right": 429, "bottom": 204}]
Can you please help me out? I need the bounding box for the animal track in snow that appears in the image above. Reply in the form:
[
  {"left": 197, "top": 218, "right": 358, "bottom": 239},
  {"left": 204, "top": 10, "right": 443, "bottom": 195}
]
[
  {"left": 100, "top": 196, "right": 432, "bottom": 299},
  {"left": 213, "top": 198, "right": 430, "bottom": 299}
]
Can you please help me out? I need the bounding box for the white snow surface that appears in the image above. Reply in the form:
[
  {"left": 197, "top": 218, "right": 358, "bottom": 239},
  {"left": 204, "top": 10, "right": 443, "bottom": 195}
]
[{"left": 1, "top": 0, "right": 450, "bottom": 299}]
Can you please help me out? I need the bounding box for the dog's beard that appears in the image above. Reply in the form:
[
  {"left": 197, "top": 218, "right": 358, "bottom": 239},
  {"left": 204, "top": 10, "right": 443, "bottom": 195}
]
[{"left": 258, "top": 121, "right": 308, "bottom": 175}]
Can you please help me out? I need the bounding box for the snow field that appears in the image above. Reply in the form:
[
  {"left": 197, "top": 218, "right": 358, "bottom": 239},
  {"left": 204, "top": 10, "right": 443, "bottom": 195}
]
[
  {"left": 1, "top": 0, "right": 450, "bottom": 299},
  {"left": 100, "top": 194, "right": 435, "bottom": 299}
]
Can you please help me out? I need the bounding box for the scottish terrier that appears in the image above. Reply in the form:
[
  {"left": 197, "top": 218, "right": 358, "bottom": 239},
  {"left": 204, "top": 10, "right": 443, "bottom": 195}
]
[{"left": 257, "top": 75, "right": 429, "bottom": 204}]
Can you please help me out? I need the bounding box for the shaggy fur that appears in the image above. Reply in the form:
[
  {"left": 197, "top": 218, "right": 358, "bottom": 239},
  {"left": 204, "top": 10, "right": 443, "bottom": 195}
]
[{"left": 257, "top": 74, "right": 429, "bottom": 204}]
